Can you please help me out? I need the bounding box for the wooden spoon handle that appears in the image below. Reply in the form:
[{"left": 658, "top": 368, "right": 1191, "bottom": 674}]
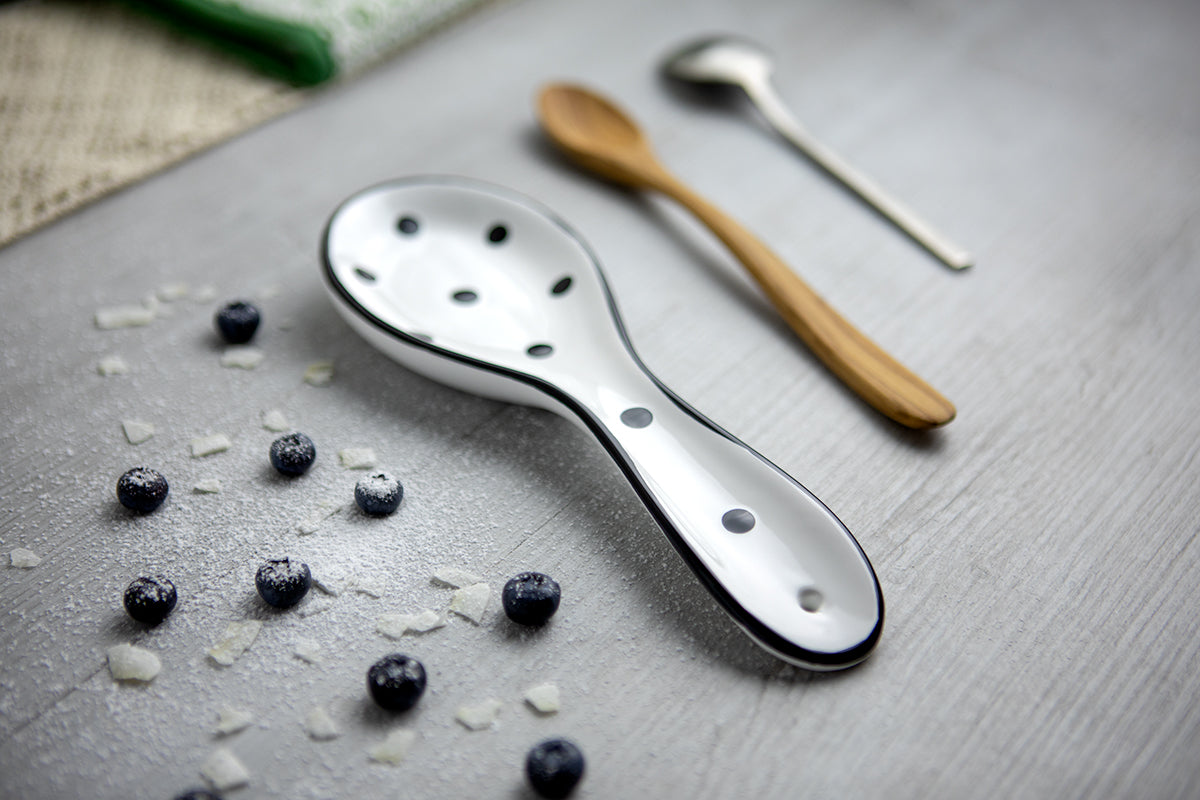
[{"left": 650, "top": 169, "right": 956, "bottom": 429}]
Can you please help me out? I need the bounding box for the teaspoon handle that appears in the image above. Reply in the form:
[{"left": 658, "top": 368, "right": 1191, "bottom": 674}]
[
  {"left": 644, "top": 167, "right": 955, "bottom": 429},
  {"left": 743, "top": 80, "right": 973, "bottom": 271}
]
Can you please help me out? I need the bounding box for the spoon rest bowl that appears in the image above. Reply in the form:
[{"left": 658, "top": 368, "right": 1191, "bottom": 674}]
[{"left": 321, "top": 176, "right": 883, "bottom": 670}]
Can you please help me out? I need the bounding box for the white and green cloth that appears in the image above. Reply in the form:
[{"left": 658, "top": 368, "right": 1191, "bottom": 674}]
[{"left": 135, "top": 0, "right": 489, "bottom": 84}]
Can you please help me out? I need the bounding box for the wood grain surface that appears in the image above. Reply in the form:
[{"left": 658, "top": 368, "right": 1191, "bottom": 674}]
[{"left": 2, "top": 0, "right": 1199, "bottom": 798}]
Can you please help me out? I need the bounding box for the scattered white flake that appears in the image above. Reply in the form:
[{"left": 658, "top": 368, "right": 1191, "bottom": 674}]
[
  {"left": 157, "top": 283, "right": 190, "bottom": 302},
  {"left": 449, "top": 582, "right": 490, "bottom": 624},
  {"left": 376, "top": 610, "right": 446, "bottom": 639},
  {"left": 207, "top": 621, "right": 262, "bottom": 666},
  {"left": 524, "top": 683, "right": 561, "bottom": 714},
  {"left": 262, "top": 409, "right": 290, "bottom": 432},
  {"left": 10, "top": 548, "right": 41, "bottom": 568},
  {"left": 431, "top": 567, "right": 484, "bottom": 589},
  {"left": 338, "top": 448, "right": 377, "bottom": 469},
  {"left": 293, "top": 638, "right": 322, "bottom": 664},
  {"left": 368, "top": 729, "right": 416, "bottom": 765},
  {"left": 141, "top": 293, "right": 161, "bottom": 314},
  {"left": 200, "top": 747, "right": 250, "bottom": 791},
  {"left": 214, "top": 707, "right": 255, "bottom": 736},
  {"left": 122, "top": 419, "right": 155, "bottom": 445},
  {"left": 303, "top": 360, "right": 335, "bottom": 386},
  {"left": 107, "top": 643, "right": 161, "bottom": 682},
  {"left": 298, "top": 598, "right": 334, "bottom": 618},
  {"left": 96, "top": 356, "right": 130, "bottom": 376},
  {"left": 346, "top": 576, "right": 384, "bottom": 598},
  {"left": 190, "top": 433, "right": 232, "bottom": 458},
  {"left": 311, "top": 574, "right": 340, "bottom": 597},
  {"left": 298, "top": 501, "right": 343, "bottom": 535},
  {"left": 95, "top": 305, "right": 155, "bottom": 329},
  {"left": 277, "top": 317, "right": 296, "bottom": 331},
  {"left": 220, "top": 347, "right": 264, "bottom": 369},
  {"left": 455, "top": 698, "right": 502, "bottom": 731},
  {"left": 194, "top": 285, "right": 218, "bottom": 302},
  {"left": 258, "top": 284, "right": 283, "bottom": 299},
  {"left": 193, "top": 478, "right": 222, "bottom": 494},
  {"left": 304, "top": 707, "right": 340, "bottom": 741}
]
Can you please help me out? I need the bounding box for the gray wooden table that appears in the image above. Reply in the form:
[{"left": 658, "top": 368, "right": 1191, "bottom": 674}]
[{"left": 3, "top": 0, "right": 1199, "bottom": 797}]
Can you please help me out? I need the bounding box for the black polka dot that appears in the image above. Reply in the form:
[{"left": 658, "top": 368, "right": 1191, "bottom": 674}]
[
  {"left": 487, "top": 224, "right": 508, "bottom": 244},
  {"left": 397, "top": 216, "right": 419, "bottom": 234},
  {"left": 722, "top": 509, "right": 755, "bottom": 533},
  {"left": 353, "top": 266, "right": 377, "bottom": 283},
  {"left": 551, "top": 276, "right": 573, "bottom": 295},
  {"left": 527, "top": 343, "right": 553, "bottom": 357},
  {"left": 452, "top": 290, "right": 478, "bottom": 304},
  {"left": 620, "top": 407, "right": 653, "bottom": 428}
]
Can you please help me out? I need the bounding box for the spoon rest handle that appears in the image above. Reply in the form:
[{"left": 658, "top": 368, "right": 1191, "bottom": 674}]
[{"left": 560, "top": 363, "right": 883, "bottom": 670}]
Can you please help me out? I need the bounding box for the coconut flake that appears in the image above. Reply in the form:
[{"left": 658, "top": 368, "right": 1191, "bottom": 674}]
[
  {"left": 220, "top": 347, "right": 264, "bottom": 369},
  {"left": 311, "top": 574, "right": 340, "bottom": 597},
  {"left": 156, "top": 283, "right": 190, "bottom": 302},
  {"left": 190, "top": 433, "right": 232, "bottom": 458},
  {"left": 449, "top": 582, "right": 490, "bottom": 624},
  {"left": 107, "top": 643, "right": 161, "bottom": 682},
  {"left": 298, "top": 598, "right": 333, "bottom": 618},
  {"left": 298, "top": 501, "right": 342, "bottom": 535},
  {"left": 121, "top": 419, "right": 155, "bottom": 445},
  {"left": 431, "top": 567, "right": 484, "bottom": 589},
  {"left": 338, "top": 448, "right": 377, "bottom": 469},
  {"left": 376, "top": 609, "right": 446, "bottom": 639},
  {"left": 524, "top": 683, "right": 561, "bottom": 714},
  {"left": 262, "top": 409, "right": 290, "bottom": 432},
  {"left": 293, "top": 638, "right": 322, "bottom": 664},
  {"left": 207, "top": 620, "right": 262, "bottom": 666},
  {"left": 303, "top": 360, "right": 334, "bottom": 386},
  {"left": 10, "top": 548, "right": 41, "bottom": 568},
  {"left": 455, "top": 698, "right": 502, "bottom": 731},
  {"left": 95, "top": 305, "right": 155, "bottom": 329},
  {"left": 304, "top": 707, "right": 340, "bottom": 741},
  {"left": 346, "top": 576, "right": 384, "bottom": 598},
  {"left": 193, "top": 478, "right": 221, "bottom": 494},
  {"left": 368, "top": 729, "right": 416, "bottom": 765},
  {"left": 96, "top": 355, "right": 131, "bottom": 376},
  {"left": 214, "top": 707, "right": 255, "bottom": 736},
  {"left": 200, "top": 747, "right": 250, "bottom": 791}
]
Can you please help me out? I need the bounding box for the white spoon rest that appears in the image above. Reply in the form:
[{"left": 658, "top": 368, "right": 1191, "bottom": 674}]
[{"left": 321, "top": 176, "right": 883, "bottom": 670}]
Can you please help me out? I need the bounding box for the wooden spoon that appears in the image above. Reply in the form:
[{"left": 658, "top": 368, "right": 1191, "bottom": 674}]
[{"left": 536, "top": 82, "right": 955, "bottom": 430}]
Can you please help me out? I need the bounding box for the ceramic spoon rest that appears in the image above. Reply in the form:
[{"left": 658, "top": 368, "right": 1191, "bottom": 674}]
[{"left": 321, "top": 176, "right": 883, "bottom": 670}]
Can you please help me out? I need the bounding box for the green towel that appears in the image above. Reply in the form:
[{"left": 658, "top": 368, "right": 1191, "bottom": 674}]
[{"left": 132, "top": 0, "right": 489, "bottom": 85}]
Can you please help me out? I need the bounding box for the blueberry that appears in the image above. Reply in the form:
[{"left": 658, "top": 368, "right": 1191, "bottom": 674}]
[
  {"left": 502, "top": 572, "right": 561, "bottom": 626},
  {"left": 173, "top": 790, "right": 223, "bottom": 800},
  {"left": 355, "top": 472, "right": 404, "bottom": 515},
  {"left": 214, "top": 300, "right": 261, "bottom": 344},
  {"left": 123, "top": 575, "right": 177, "bottom": 624},
  {"left": 367, "top": 653, "right": 426, "bottom": 711},
  {"left": 270, "top": 432, "right": 316, "bottom": 476},
  {"left": 255, "top": 558, "right": 311, "bottom": 608},
  {"left": 116, "top": 467, "right": 169, "bottom": 513},
  {"left": 525, "top": 738, "right": 585, "bottom": 798}
]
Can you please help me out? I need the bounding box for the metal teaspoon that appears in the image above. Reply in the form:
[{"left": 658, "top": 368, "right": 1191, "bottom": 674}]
[{"left": 662, "top": 35, "right": 973, "bottom": 270}]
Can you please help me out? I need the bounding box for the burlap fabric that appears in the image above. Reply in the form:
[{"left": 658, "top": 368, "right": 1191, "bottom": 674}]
[
  {"left": 1, "top": 0, "right": 487, "bottom": 248},
  {"left": 0, "top": 1, "right": 306, "bottom": 248}
]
